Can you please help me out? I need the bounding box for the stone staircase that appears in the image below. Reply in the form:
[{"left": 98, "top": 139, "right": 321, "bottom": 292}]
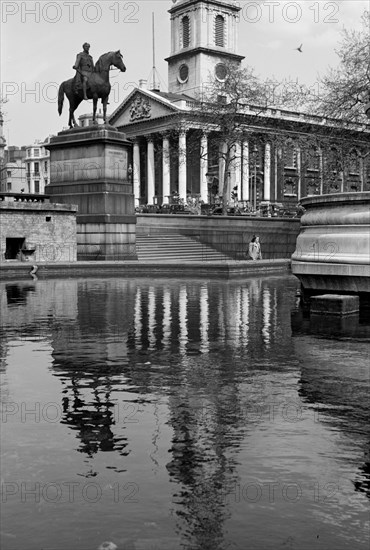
[{"left": 136, "top": 233, "right": 230, "bottom": 262}]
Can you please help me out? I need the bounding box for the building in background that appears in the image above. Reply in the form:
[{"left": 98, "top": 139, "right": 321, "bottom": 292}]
[
  {"left": 109, "top": 0, "right": 370, "bottom": 208},
  {"left": 25, "top": 138, "right": 51, "bottom": 194},
  {"left": 78, "top": 110, "right": 104, "bottom": 127},
  {"left": 0, "top": 111, "right": 6, "bottom": 173},
  {"left": 1, "top": 110, "right": 104, "bottom": 195},
  {"left": 1, "top": 135, "right": 52, "bottom": 195},
  {"left": 1, "top": 146, "right": 27, "bottom": 194}
]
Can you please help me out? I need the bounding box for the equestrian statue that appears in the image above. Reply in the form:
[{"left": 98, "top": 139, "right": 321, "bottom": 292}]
[{"left": 58, "top": 43, "right": 126, "bottom": 128}]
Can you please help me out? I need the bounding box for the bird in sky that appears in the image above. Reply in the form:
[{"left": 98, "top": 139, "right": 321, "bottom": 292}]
[{"left": 295, "top": 44, "right": 303, "bottom": 53}]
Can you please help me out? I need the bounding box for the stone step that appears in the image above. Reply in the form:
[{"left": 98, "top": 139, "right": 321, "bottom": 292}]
[{"left": 135, "top": 233, "right": 229, "bottom": 262}]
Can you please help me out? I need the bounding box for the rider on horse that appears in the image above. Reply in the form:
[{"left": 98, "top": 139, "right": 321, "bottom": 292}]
[{"left": 73, "top": 43, "right": 94, "bottom": 100}]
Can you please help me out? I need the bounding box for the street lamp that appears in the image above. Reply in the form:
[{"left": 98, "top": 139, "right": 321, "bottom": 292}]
[{"left": 127, "top": 163, "right": 133, "bottom": 184}]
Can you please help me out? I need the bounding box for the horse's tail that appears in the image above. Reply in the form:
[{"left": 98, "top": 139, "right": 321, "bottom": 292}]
[{"left": 58, "top": 83, "right": 65, "bottom": 116}]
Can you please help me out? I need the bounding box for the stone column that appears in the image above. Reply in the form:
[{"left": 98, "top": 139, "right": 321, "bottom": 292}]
[
  {"left": 162, "top": 133, "right": 170, "bottom": 204},
  {"left": 319, "top": 148, "right": 324, "bottom": 194},
  {"left": 277, "top": 147, "right": 283, "bottom": 200},
  {"left": 233, "top": 141, "right": 242, "bottom": 199},
  {"left": 29, "top": 175, "right": 35, "bottom": 194},
  {"left": 339, "top": 170, "right": 344, "bottom": 193},
  {"left": 178, "top": 129, "right": 187, "bottom": 201},
  {"left": 297, "top": 146, "right": 302, "bottom": 201},
  {"left": 274, "top": 146, "right": 278, "bottom": 202},
  {"left": 200, "top": 131, "right": 208, "bottom": 203},
  {"left": 264, "top": 142, "right": 271, "bottom": 201},
  {"left": 146, "top": 135, "right": 155, "bottom": 204},
  {"left": 133, "top": 139, "right": 141, "bottom": 206},
  {"left": 360, "top": 156, "right": 364, "bottom": 192},
  {"left": 242, "top": 139, "right": 249, "bottom": 201}
]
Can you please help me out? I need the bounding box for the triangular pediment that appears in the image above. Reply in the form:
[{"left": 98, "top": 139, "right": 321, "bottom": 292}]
[{"left": 109, "top": 89, "right": 180, "bottom": 127}]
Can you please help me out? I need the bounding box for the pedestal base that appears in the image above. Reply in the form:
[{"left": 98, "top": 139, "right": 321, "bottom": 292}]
[
  {"left": 78, "top": 220, "right": 137, "bottom": 261},
  {"left": 47, "top": 126, "right": 136, "bottom": 262},
  {"left": 310, "top": 294, "right": 360, "bottom": 316}
]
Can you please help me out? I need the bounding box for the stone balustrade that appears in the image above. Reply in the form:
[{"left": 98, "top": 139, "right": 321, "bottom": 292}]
[{"left": 0, "top": 192, "right": 50, "bottom": 203}]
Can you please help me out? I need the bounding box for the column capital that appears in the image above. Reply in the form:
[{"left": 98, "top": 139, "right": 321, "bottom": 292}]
[
  {"left": 160, "top": 130, "right": 171, "bottom": 139},
  {"left": 178, "top": 124, "right": 191, "bottom": 137},
  {"left": 144, "top": 134, "right": 155, "bottom": 143}
]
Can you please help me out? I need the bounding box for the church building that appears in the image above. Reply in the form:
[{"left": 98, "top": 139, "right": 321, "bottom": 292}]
[{"left": 109, "top": 0, "right": 370, "bottom": 208}]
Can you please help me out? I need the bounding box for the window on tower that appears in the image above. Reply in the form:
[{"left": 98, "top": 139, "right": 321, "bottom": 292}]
[
  {"left": 215, "top": 15, "right": 225, "bottom": 47},
  {"left": 182, "top": 16, "right": 190, "bottom": 48},
  {"left": 215, "top": 63, "right": 228, "bottom": 81},
  {"left": 178, "top": 64, "right": 189, "bottom": 83}
]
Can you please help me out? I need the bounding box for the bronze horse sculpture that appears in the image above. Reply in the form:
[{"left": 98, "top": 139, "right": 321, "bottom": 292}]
[{"left": 58, "top": 50, "right": 126, "bottom": 128}]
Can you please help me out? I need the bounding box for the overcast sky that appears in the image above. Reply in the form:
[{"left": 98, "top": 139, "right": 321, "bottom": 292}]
[{"left": 1, "top": 0, "right": 368, "bottom": 146}]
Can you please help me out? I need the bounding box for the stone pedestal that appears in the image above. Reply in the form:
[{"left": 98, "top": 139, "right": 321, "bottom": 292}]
[
  {"left": 46, "top": 125, "right": 136, "bottom": 261},
  {"left": 291, "top": 192, "right": 370, "bottom": 295},
  {"left": 310, "top": 294, "right": 360, "bottom": 316}
]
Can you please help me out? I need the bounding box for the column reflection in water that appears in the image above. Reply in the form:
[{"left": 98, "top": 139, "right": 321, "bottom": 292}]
[
  {"left": 148, "top": 286, "right": 156, "bottom": 351},
  {"left": 217, "top": 288, "right": 226, "bottom": 345},
  {"left": 178, "top": 285, "right": 188, "bottom": 356},
  {"left": 2, "top": 276, "right": 368, "bottom": 550},
  {"left": 262, "top": 287, "right": 272, "bottom": 349},
  {"left": 240, "top": 285, "right": 250, "bottom": 347},
  {"left": 162, "top": 287, "right": 172, "bottom": 351},
  {"left": 199, "top": 284, "right": 209, "bottom": 354},
  {"left": 134, "top": 286, "right": 142, "bottom": 349}
]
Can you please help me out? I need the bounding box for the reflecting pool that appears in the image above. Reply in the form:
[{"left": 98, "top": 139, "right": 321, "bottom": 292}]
[{"left": 1, "top": 276, "right": 369, "bottom": 550}]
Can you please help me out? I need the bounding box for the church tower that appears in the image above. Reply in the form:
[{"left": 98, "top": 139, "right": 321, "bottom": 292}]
[{"left": 166, "top": 0, "right": 244, "bottom": 98}]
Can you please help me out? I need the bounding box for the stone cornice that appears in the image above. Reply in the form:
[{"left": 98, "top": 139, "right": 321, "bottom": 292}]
[
  {"left": 168, "top": 0, "right": 241, "bottom": 16},
  {"left": 115, "top": 107, "right": 369, "bottom": 145},
  {"left": 165, "top": 47, "right": 245, "bottom": 63}
]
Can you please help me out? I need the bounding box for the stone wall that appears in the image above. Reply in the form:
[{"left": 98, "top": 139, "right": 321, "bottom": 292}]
[
  {"left": 136, "top": 214, "right": 301, "bottom": 260},
  {"left": 1, "top": 199, "right": 77, "bottom": 263}
]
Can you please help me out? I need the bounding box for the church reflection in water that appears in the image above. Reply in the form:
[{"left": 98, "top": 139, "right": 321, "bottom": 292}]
[
  {"left": 45, "top": 276, "right": 297, "bottom": 544},
  {"left": 1, "top": 276, "right": 369, "bottom": 549}
]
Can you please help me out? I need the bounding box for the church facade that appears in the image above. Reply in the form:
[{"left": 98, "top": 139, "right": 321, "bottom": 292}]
[{"left": 109, "top": 0, "right": 370, "bottom": 209}]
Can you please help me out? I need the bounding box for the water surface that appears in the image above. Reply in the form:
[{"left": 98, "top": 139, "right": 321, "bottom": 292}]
[{"left": 1, "top": 276, "right": 369, "bottom": 550}]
